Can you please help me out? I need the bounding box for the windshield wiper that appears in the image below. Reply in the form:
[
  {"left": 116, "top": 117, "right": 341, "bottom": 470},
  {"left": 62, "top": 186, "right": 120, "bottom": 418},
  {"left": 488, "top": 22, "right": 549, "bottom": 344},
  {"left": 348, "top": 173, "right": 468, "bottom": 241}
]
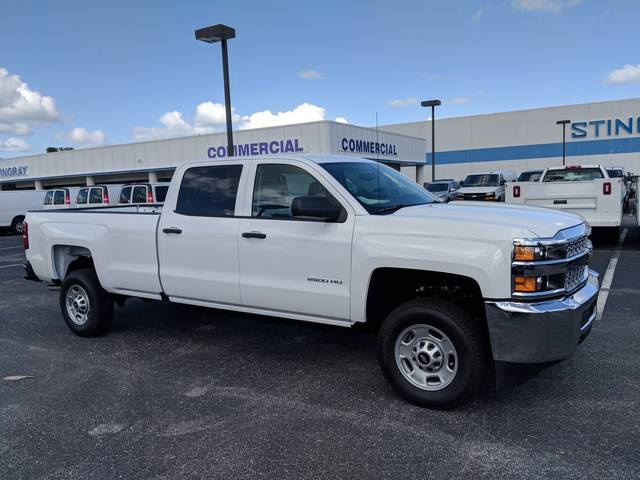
[{"left": 374, "top": 203, "right": 428, "bottom": 215}]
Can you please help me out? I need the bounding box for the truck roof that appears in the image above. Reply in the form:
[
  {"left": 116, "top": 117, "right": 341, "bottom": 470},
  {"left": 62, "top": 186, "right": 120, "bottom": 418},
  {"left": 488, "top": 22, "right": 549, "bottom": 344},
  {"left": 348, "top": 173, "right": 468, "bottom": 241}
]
[{"left": 546, "top": 165, "right": 602, "bottom": 171}]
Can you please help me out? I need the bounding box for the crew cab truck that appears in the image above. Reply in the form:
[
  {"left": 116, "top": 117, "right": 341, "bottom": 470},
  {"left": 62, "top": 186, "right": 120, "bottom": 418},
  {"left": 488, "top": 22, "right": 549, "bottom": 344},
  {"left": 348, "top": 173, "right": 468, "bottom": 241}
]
[
  {"left": 23, "top": 155, "right": 599, "bottom": 409},
  {"left": 507, "top": 165, "right": 624, "bottom": 237}
]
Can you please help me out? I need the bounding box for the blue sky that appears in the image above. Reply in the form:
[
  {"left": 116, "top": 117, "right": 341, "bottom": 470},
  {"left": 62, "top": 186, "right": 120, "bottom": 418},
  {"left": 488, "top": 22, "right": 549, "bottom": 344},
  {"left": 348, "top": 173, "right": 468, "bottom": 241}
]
[{"left": 1, "top": 0, "right": 639, "bottom": 157}]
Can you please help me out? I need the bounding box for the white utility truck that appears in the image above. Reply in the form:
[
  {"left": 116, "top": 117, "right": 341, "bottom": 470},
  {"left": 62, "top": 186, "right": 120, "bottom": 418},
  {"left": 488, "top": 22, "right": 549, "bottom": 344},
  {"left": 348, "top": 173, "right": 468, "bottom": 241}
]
[
  {"left": 23, "top": 155, "right": 599, "bottom": 409},
  {"left": 507, "top": 165, "right": 624, "bottom": 236},
  {"left": 0, "top": 190, "right": 46, "bottom": 233}
]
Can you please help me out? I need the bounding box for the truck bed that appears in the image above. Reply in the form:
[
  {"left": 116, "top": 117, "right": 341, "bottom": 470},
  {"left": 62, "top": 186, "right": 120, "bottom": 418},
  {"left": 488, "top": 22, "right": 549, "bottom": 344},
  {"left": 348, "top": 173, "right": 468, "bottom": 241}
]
[
  {"left": 26, "top": 204, "right": 164, "bottom": 299},
  {"left": 506, "top": 179, "right": 623, "bottom": 227}
]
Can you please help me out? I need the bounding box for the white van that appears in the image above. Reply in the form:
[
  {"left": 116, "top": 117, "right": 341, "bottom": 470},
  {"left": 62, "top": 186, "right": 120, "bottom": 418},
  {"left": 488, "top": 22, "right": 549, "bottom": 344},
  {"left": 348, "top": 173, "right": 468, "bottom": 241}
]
[
  {"left": 75, "top": 185, "right": 122, "bottom": 207},
  {"left": 0, "top": 190, "right": 47, "bottom": 233},
  {"left": 458, "top": 170, "right": 515, "bottom": 202},
  {"left": 117, "top": 183, "right": 169, "bottom": 204},
  {"left": 43, "top": 187, "right": 81, "bottom": 210}
]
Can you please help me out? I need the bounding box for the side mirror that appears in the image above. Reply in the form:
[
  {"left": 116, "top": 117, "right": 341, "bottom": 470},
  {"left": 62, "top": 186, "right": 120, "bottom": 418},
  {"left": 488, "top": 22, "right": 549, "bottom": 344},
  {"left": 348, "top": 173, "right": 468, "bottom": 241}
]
[
  {"left": 292, "top": 196, "right": 342, "bottom": 221},
  {"left": 500, "top": 179, "right": 506, "bottom": 186}
]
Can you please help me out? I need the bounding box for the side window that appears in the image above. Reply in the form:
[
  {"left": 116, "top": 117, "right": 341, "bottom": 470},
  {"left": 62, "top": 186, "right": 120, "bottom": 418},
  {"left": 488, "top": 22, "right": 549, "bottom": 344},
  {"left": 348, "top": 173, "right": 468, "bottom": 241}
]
[
  {"left": 53, "top": 190, "right": 65, "bottom": 205},
  {"left": 44, "top": 191, "right": 53, "bottom": 205},
  {"left": 252, "top": 164, "right": 333, "bottom": 219},
  {"left": 119, "top": 186, "right": 132, "bottom": 204},
  {"left": 132, "top": 186, "right": 147, "bottom": 203},
  {"left": 77, "top": 188, "right": 88, "bottom": 204},
  {"left": 89, "top": 187, "right": 103, "bottom": 204},
  {"left": 175, "top": 165, "right": 243, "bottom": 217},
  {"left": 154, "top": 185, "right": 168, "bottom": 203}
]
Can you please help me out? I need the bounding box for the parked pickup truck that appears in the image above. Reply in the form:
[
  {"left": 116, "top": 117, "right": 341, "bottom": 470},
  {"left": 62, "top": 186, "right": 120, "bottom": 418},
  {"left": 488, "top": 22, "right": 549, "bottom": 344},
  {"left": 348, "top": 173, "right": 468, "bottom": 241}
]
[
  {"left": 23, "top": 155, "right": 599, "bottom": 409},
  {"left": 506, "top": 165, "right": 624, "bottom": 236}
]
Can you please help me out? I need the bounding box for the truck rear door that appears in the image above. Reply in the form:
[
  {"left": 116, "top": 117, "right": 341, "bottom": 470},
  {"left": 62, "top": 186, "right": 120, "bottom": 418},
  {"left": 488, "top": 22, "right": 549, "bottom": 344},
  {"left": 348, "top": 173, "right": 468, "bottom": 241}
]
[{"left": 157, "top": 163, "right": 246, "bottom": 305}]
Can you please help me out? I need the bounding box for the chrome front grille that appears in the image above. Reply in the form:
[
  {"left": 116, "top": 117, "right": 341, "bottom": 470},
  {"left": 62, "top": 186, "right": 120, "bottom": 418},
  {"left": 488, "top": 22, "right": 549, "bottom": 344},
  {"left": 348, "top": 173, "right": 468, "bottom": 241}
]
[
  {"left": 565, "top": 265, "right": 588, "bottom": 292},
  {"left": 566, "top": 235, "right": 589, "bottom": 259}
]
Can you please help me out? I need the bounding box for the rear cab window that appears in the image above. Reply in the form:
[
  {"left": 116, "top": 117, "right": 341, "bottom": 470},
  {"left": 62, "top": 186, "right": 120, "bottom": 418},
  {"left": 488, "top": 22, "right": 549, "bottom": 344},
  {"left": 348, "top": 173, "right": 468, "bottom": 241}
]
[
  {"left": 77, "top": 188, "right": 88, "bottom": 204},
  {"left": 175, "top": 165, "right": 243, "bottom": 217},
  {"left": 119, "top": 186, "right": 132, "bottom": 204},
  {"left": 89, "top": 187, "right": 103, "bottom": 204},
  {"left": 543, "top": 167, "right": 605, "bottom": 182},
  {"left": 154, "top": 185, "right": 169, "bottom": 203}
]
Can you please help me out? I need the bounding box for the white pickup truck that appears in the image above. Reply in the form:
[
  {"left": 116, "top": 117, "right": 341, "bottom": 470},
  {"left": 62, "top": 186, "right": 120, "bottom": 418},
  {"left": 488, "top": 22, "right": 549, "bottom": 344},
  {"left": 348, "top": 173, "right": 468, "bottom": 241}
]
[
  {"left": 23, "top": 155, "right": 599, "bottom": 409},
  {"left": 506, "top": 165, "right": 624, "bottom": 236}
]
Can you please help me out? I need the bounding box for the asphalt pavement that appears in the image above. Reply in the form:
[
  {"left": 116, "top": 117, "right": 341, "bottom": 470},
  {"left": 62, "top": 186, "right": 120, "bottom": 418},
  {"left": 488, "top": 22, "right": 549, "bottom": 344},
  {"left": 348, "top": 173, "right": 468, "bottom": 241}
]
[{"left": 0, "top": 218, "right": 639, "bottom": 479}]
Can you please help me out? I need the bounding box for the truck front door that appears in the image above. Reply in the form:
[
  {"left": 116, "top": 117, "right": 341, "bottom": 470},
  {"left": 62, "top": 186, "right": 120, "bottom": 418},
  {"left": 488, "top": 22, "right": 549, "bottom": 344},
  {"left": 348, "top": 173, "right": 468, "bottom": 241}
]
[
  {"left": 238, "top": 161, "right": 354, "bottom": 322},
  {"left": 158, "top": 163, "right": 246, "bottom": 305}
]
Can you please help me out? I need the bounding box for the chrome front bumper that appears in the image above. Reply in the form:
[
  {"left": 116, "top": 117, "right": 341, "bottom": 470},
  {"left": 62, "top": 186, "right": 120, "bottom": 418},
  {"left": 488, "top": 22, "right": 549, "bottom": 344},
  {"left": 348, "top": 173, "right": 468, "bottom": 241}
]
[{"left": 485, "top": 270, "right": 599, "bottom": 364}]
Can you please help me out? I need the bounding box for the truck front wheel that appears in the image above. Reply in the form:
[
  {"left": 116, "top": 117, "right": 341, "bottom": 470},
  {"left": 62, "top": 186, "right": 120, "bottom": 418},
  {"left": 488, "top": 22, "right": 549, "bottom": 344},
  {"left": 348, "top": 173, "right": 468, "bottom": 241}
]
[
  {"left": 59, "top": 269, "right": 114, "bottom": 337},
  {"left": 378, "top": 298, "right": 488, "bottom": 409}
]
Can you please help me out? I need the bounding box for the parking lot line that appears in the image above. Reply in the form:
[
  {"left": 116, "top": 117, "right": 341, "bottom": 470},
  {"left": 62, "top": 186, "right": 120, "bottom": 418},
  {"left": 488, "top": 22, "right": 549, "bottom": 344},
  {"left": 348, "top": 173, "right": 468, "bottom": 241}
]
[
  {"left": 596, "top": 228, "right": 628, "bottom": 321},
  {"left": 0, "top": 245, "right": 23, "bottom": 252},
  {"left": 0, "top": 263, "right": 23, "bottom": 270}
]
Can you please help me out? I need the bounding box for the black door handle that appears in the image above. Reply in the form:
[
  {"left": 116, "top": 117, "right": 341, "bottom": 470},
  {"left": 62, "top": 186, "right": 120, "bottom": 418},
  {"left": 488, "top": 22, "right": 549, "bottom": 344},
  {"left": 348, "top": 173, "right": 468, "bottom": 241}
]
[
  {"left": 162, "top": 227, "right": 182, "bottom": 234},
  {"left": 242, "top": 231, "right": 266, "bottom": 239}
]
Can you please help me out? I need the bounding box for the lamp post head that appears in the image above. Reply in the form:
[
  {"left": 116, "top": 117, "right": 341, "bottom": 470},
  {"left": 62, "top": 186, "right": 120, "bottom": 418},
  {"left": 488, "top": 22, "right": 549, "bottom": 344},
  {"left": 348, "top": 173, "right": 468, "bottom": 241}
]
[
  {"left": 556, "top": 119, "right": 571, "bottom": 126},
  {"left": 421, "top": 99, "right": 442, "bottom": 108},
  {"left": 195, "top": 24, "right": 236, "bottom": 43}
]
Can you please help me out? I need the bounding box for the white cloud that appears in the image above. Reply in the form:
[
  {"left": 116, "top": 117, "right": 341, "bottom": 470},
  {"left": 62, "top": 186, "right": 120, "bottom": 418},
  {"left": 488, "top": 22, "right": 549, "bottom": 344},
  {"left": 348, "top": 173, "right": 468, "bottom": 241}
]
[
  {"left": 605, "top": 64, "right": 640, "bottom": 84},
  {"left": 386, "top": 97, "right": 417, "bottom": 108},
  {"left": 133, "top": 102, "right": 337, "bottom": 140},
  {"left": 0, "top": 137, "right": 30, "bottom": 152},
  {"left": 335, "top": 116, "right": 348, "bottom": 124},
  {"left": 512, "top": 0, "right": 581, "bottom": 13},
  {"left": 473, "top": 4, "right": 493, "bottom": 21},
  {"left": 0, "top": 67, "right": 60, "bottom": 135},
  {"left": 58, "top": 127, "right": 106, "bottom": 147},
  {"left": 450, "top": 96, "right": 470, "bottom": 105},
  {"left": 239, "top": 102, "right": 326, "bottom": 130},
  {"left": 297, "top": 70, "right": 324, "bottom": 80}
]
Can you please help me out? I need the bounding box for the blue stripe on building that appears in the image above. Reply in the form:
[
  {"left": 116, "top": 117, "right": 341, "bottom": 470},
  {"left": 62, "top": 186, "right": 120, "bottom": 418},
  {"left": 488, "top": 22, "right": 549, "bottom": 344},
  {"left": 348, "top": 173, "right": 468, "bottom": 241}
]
[{"left": 426, "top": 136, "right": 640, "bottom": 165}]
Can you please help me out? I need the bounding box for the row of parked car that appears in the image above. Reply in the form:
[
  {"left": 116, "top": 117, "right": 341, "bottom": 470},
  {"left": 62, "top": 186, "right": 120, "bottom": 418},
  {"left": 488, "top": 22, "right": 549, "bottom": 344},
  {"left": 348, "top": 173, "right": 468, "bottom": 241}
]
[
  {"left": 42, "top": 183, "right": 169, "bottom": 209},
  {"left": 0, "top": 182, "right": 169, "bottom": 233}
]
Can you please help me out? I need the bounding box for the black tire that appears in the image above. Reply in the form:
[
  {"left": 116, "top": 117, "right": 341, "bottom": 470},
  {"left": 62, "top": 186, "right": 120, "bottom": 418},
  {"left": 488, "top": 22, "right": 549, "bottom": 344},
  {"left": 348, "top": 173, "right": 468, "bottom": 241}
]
[
  {"left": 59, "top": 268, "right": 114, "bottom": 337},
  {"left": 607, "top": 226, "right": 621, "bottom": 243},
  {"left": 378, "top": 298, "right": 489, "bottom": 410},
  {"left": 11, "top": 216, "right": 24, "bottom": 235}
]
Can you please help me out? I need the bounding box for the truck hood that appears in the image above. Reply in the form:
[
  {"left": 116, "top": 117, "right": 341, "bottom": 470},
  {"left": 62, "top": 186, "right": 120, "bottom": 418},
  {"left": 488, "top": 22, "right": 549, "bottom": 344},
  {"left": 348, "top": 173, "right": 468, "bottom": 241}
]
[
  {"left": 392, "top": 202, "right": 583, "bottom": 238},
  {"left": 458, "top": 186, "right": 500, "bottom": 195}
]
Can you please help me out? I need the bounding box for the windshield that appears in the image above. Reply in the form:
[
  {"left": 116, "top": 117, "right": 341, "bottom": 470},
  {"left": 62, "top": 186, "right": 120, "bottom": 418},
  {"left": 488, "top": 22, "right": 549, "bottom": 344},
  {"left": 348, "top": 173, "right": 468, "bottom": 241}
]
[
  {"left": 543, "top": 167, "right": 604, "bottom": 182},
  {"left": 320, "top": 162, "right": 439, "bottom": 214},
  {"left": 606, "top": 169, "right": 624, "bottom": 178},
  {"left": 426, "top": 183, "right": 449, "bottom": 192},
  {"left": 464, "top": 174, "right": 499, "bottom": 187},
  {"left": 517, "top": 171, "right": 542, "bottom": 182}
]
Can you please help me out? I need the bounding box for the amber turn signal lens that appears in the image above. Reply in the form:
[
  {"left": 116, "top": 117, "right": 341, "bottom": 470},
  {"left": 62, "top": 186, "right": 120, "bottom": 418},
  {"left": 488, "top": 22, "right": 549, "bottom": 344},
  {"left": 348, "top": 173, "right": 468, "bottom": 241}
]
[
  {"left": 514, "top": 246, "right": 536, "bottom": 261},
  {"left": 514, "top": 276, "right": 537, "bottom": 292}
]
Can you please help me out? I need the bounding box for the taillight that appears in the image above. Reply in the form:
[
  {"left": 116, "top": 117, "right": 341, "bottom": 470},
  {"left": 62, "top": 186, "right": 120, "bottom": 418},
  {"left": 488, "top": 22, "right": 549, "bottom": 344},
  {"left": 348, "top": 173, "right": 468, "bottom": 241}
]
[
  {"left": 603, "top": 182, "right": 611, "bottom": 195},
  {"left": 65, "top": 191, "right": 70, "bottom": 205},
  {"left": 147, "top": 188, "right": 154, "bottom": 204},
  {"left": 513, "top": 185, "right": 521, "bottom": 198},
  {"left": 103, "top": 188, "right": 109, "bottom": 204},
  {"left": 22, "top": 222, "right": 29, "bottom": 250}
]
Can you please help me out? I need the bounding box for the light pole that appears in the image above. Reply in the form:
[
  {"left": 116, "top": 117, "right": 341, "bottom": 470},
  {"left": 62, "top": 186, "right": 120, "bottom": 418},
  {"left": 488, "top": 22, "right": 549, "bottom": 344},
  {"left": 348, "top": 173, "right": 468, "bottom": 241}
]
[
  {"left": 195, "top": 24, "right": 236, "bottom": 157},
  {"left": 421, "top": 99, "right": 441, "bottom": 181},
  {"left": 556, "top": 119, "right": 571, "bottom": 166}
]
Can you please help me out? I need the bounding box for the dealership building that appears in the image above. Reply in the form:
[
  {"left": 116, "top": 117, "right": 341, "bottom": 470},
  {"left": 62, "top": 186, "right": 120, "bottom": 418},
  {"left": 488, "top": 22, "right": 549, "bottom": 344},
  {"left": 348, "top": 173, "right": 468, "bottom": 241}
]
[{"left": 0, "top": 98, "right": 639, "bottom": 190}]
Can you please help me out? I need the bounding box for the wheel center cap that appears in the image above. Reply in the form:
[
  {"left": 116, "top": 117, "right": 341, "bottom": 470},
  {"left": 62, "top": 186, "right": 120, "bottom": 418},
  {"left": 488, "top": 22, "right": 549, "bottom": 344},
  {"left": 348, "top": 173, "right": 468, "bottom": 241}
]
[{"left": 417, "top": 352, "right": 430, "bottom": 365}]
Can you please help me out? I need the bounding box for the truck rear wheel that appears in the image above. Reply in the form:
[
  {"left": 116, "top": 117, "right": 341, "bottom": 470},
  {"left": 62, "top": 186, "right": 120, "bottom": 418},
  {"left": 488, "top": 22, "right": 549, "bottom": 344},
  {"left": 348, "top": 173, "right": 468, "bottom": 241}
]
[
  {"left": 59, "top": 269, "right": 114, "bottom": 337},
  {"left": 11, "top": 216, "right": 25, "bottom": 234},
  {"left": 378, "top": 298, "right": 488, "bottom": 409}
]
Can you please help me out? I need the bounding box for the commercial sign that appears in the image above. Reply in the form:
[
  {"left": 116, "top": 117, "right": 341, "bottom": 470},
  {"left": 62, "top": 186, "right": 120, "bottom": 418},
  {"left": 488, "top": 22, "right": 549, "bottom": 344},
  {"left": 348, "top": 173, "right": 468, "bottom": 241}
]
[
  {"left": 207, "top": 138, "right": 303, "bottom": 158},
  {"left": 340, "top": 138, "right": 398, "bottom": 156},
  {"left": 0, "top": 165, "right": 28, "bottom": 178},
  {"left": 571, "top": 117, "right": 640, "bottom": 138}
]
